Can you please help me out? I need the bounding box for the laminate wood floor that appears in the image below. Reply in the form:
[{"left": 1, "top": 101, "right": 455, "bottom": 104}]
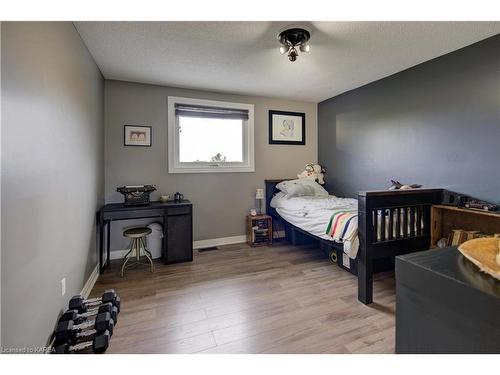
[{"left": 91, "top": 242, "right": 396, "bottom": 354}]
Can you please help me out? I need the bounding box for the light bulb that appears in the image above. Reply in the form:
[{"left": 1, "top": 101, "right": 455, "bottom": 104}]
[
  {"left": 299, "top": 43, "right": 310, "bottom": 53},
  {"left": 279, "top": 45, "right": 288, "bottom": 55}
]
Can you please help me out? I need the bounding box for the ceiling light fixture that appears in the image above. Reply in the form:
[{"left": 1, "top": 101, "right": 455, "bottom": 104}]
[{"left": 277, "top": 27, "right": 311, "bottom": 62}]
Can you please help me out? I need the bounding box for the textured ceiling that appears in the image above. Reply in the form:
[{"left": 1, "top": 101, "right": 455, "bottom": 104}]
[{"left": 75, "top": 22, "right": 500, "bottom": 102}]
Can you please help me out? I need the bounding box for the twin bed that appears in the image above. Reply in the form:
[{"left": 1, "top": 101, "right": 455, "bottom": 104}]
[{"left": 265, "top": 179, "right": 444, "bottom": 304}]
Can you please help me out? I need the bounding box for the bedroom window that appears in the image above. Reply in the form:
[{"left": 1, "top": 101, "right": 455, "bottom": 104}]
[{"left": 168, "top": 96, "right": 255, "bottom": 173}]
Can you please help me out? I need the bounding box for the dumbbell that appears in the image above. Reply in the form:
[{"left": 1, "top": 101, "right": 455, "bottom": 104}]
[
  {"left": 59, "top": 302, "right": 118, "bottom": 325},
  {"left": 53, "top": 330, "right": 110, "bottom": 354},
  {"left": 68, "top": 290, "right": 120, "bottom": 313},
  {"left": 55, "top": 312, "right": 114, "bottom": 345},
  {"left": 69, "top": 289, "right": 120, "bottom": 314}
]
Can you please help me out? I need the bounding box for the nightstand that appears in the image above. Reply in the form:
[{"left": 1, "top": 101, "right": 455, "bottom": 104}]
[{"left": 246, "top": 214, "right": 272, "bottom": 247}]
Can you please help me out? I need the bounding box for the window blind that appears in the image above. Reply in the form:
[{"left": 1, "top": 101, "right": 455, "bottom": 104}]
[{"left": 175, "top": 103, "right": 249, "bottom": 120}]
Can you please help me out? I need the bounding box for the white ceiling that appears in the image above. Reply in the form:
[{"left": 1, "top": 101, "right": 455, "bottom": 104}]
[{"left": 75, "top": 22, "right": 500, "bottom": 102}]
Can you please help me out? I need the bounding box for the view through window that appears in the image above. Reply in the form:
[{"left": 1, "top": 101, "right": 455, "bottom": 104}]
[{"left": 178, "top": 116, "right": 244, "bottom": 163}]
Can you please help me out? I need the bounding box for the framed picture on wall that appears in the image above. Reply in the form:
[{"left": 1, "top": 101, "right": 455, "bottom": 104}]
[
  {"left": 124, "top": 125, "right": 152, "bottom": 147},
  {"left": 269, "top": 110, "right": 305, "bottom": 145}
]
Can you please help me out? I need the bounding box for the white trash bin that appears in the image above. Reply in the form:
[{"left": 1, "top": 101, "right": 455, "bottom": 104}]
[{"left": 146, "top": 222, "right": 163, "bottom": 259}]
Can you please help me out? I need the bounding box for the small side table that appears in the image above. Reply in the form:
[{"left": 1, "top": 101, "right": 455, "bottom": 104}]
[{"left": 246, "top": 214, "right": 272, "bottom": 247}]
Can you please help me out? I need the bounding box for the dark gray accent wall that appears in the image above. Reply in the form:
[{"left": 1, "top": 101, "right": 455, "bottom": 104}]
[
  {"left": 1, "top": 22, "right": 104, "bottom": 348},
  {"left": 318, "top": 35, "right": 500, "bottom": 203}
]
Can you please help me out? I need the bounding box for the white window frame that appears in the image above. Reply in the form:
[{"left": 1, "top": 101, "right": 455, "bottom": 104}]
[{"left": 168, "top": 96, "right": 255, "bottom": 173}]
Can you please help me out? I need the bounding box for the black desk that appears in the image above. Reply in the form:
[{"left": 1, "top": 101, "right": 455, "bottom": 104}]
[
  {"left": 97, "top": 200, "right": 193, "bottom": 274},
  {"left": 396, "top": 247, "right": 500, "bottom": 353}
]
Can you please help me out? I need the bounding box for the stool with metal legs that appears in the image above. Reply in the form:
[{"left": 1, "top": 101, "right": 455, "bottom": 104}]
[{"left": 121, "top": 227, "right": 155, "bottom": 277}]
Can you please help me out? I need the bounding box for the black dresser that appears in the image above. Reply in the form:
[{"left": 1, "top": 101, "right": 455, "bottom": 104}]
[
  {"left": 97, "top": 200, "right": 193, "bottom": 273},
  {"left": 396, "top": 247, "right": 500, "bottom": 354}
]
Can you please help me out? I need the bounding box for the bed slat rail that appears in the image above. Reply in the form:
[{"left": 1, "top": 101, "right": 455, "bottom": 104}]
[{"left": 372, "top": 204, "right": 430, "bottom": 243}]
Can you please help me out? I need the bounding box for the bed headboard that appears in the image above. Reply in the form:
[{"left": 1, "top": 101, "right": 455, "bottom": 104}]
[{"left": 264, "top": 179, "right": 291, "bottom": 218}]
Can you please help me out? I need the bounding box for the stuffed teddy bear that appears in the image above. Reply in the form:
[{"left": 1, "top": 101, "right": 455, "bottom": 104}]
[
  {"left": 313, "top": 164, "right": 326, "bottom": 185},
  {"left": 297, "top": 163, "right": 314, "bottom": 180},
  {"left": 297, "top": 163, "right": 326, "bottom": 185}
]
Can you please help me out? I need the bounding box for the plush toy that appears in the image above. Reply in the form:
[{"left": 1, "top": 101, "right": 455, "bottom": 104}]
[
  {"left": 313, "top": 164, "right": 326, "bottom": 185},
  {"left": 297, "top": 164, "right": 314, "bottom": 180},
  {"left": 297, "top": 163, "right": 326, "bottom": 185}
]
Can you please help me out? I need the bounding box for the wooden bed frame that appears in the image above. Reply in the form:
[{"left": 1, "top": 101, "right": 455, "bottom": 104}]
[{"left": 265, "top": 179, "right": 444, "bottom": 304}]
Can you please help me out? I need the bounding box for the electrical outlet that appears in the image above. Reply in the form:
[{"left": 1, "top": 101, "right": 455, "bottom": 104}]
[{"left": 61, "top": 277, "right": 66, "bottom": 296}]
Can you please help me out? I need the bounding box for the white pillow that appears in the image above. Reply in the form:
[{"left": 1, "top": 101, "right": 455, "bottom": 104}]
[
  {"left": 298, "top": 178, "right": 329, "bottom": 196},
  {"left": 276, "top": 179, "right": 328, "bottom": 197}
]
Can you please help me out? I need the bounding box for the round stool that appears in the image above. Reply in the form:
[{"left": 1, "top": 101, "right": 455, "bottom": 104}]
[{"left": 121, "top": 227, "right": 154, "bottom": 277}]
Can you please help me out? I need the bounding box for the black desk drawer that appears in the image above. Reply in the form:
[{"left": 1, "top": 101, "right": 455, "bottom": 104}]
[
  {"left": 165, "top": 213, "right": 193, "bottom": 263},
  {"left": 103, "top": 208, "right": 165, "bottom": 221},
  {"left": 168, "top": 206, "right": 191, "bottom": 216}
]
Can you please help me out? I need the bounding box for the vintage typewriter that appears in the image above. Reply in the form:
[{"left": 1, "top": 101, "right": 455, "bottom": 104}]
[{"left": 116, "top": 185, "right": 156, "bottom": 206}]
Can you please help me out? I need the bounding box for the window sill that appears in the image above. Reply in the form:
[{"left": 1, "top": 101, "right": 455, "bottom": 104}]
[{"left": 168, "top": 165, "right": 255, "bottom": 174}]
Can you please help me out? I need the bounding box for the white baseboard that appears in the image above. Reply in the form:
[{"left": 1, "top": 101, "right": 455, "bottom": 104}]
[
  {"left": 108, "top": 235, "right": 247, "bottom": 259},
  {"left": 193, "top": 235, "right": 246, "bottom": 249},
  {"left": 81, "top": 264, "right": 99, "bottom": 298}
]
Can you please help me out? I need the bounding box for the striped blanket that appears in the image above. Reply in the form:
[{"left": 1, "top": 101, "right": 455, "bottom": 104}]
[{"left": 325, "top": 210, "right": 359, "bottom": 259}]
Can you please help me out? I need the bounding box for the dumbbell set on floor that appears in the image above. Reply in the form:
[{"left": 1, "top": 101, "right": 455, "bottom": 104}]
[
  {"left": 54, "top": 312, "right": 113, "bottom": 353},
  {"left": 52, "top": 289, "right": 120, "bottom": 354}
]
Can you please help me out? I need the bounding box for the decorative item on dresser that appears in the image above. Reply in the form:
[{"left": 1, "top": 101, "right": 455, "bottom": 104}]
[
  {"left": 159, "top": 194, "right": 170, "bottom": 203},
  {"left": 247, "top": 214, "right": 273, "bottom": 247},
  {"left": 463, "top": 198, "right": 499, "bottom": 211},
  {"left": 116, "top": 185, "right": 156, "bottom": 206},
  {"left": 457, "top": 237, "right": 500, "bottom": 281},
  {"left": 173, "top": 192, "right": 184, "bottom": 202}
]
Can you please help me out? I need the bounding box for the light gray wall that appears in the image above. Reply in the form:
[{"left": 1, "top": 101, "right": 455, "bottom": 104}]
[
  {"left": 1, "top": 22, "right": 104, "bottom": 348},
  {"left": 318, "top": 35, "right": 500, "bottom": 203},
  {"left": 105, "top": 80, "right": 317, "bottom": 250},
  {"left": 0, "top": 21, "right": 3, "bottom": 347}
]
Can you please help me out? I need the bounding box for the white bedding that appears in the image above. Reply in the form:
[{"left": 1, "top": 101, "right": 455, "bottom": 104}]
[
  {"left": 270, "top": 192, "right": 357, "bottom": 213},
  {"left": 271, "top": 189, "right": 424, "bottom": 261},
  {"left": 271, "top": 192, "right": 359, "bottom": 255},
  {"left": 275, "top": 207, "right": 335, "bottom": 241}
]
